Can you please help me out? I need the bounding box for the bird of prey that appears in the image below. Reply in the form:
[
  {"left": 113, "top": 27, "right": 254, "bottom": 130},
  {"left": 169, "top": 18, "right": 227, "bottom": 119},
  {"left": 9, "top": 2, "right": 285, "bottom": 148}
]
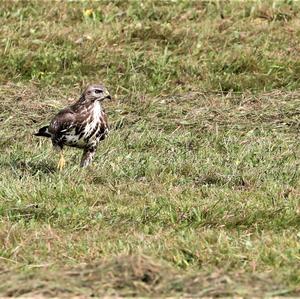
[{"left": 34, "top": 84, "right": 111, "bottom": 170}]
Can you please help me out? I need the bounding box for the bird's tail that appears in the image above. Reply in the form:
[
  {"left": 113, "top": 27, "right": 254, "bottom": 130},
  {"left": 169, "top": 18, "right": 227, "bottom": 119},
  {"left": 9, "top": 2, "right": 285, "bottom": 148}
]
[{"left": 34, "top": 125, "right": 51, "bottom": 138}]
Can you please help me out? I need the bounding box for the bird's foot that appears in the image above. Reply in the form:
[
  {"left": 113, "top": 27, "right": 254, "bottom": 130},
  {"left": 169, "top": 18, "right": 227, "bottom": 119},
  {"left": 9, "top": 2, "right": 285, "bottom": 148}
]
[{"left": 57, "top": 154, "right": 66, "bottom": 171}]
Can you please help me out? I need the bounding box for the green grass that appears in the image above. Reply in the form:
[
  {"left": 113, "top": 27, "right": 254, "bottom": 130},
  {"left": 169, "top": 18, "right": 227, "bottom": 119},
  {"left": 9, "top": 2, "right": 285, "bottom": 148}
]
[{"left": 1, "top": 1, "right": 300, "bottom": 297}]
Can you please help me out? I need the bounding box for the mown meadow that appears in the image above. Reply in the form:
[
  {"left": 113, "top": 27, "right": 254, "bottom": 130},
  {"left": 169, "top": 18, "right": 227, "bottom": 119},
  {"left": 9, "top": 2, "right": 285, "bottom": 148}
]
[{"left": 0, "top": 1, "right": 300, "bottom": 297}]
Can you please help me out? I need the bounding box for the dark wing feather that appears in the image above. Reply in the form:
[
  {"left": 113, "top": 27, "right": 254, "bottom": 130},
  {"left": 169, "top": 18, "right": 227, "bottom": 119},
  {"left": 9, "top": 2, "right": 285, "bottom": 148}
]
[
  {"left": 48, "top": 107, "right": 76, "bottom": 146},
  {"left": 34, "top": 125, "right": 51, "bottom": 137}
]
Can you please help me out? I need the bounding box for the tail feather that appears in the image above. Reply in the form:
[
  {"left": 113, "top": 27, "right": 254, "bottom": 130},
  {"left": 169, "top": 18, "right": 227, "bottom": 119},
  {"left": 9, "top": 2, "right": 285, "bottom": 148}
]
[{"left": 34, "top": 125, "right": 51, "bottom": 138}]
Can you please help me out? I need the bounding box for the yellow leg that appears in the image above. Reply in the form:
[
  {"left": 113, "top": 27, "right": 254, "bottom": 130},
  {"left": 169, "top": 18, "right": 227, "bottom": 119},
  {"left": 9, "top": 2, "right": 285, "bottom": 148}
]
[{"left": 57, "top": 151, "right": 66, "bottom": 171}]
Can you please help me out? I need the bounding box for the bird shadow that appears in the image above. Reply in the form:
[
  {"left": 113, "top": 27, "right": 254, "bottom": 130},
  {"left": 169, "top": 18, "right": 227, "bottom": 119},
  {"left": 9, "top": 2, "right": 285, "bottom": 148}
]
[{"left": 2, "top": 160, "right": 57, "bottom": 176}]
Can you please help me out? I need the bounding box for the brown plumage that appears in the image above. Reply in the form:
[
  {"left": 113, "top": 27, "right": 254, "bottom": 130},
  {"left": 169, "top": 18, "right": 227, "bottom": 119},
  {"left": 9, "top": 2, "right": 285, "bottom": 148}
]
[{"left": 34, "top": 84, "right": 111, "bottom": 169}]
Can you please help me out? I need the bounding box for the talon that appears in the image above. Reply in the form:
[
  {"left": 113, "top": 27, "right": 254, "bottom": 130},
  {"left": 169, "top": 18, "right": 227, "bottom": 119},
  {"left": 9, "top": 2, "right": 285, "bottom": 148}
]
[{"left": 57, "top": 153, "right": 66, "bottom": 171}]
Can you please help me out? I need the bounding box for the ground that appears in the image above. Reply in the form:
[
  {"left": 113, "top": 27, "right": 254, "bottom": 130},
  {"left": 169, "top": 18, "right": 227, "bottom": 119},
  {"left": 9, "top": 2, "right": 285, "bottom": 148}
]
[{"left": 0, "top": 1, "right": 300, "bottom": 298}]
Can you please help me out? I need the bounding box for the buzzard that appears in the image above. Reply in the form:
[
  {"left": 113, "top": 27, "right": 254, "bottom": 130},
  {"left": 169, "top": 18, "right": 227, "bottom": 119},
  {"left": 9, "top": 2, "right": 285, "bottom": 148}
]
[{"left": 34, "top": 84, "right": 111, "bottom": 170}]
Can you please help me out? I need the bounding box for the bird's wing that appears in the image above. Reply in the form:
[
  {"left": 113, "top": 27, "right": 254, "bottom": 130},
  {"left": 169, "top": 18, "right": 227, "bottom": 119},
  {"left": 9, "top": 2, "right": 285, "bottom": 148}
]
[{"left": 48, "top": 108, "right": 76, "bottom": 145}]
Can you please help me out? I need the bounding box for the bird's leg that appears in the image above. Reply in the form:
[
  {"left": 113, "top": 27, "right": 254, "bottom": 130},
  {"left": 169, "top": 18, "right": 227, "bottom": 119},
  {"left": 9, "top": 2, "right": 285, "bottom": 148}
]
[
  {"left": 57, "top": 150, "right": 66, "bottom": 171},
  {"left": 80, "top": 147, "right": 96, "bottom": 167}
]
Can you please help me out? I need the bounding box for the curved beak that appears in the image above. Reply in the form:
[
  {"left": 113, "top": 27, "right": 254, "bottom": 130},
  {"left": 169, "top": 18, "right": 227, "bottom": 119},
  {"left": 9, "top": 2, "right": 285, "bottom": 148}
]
[{"left": 102, "top": 89, "right": 111, "bottom": 101}]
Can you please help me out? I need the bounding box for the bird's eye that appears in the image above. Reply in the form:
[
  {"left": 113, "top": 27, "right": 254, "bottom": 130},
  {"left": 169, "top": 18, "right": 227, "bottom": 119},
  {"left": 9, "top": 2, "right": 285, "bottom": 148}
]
[{"left": 95, "top": 89, "right": 102, "bottom": 94}]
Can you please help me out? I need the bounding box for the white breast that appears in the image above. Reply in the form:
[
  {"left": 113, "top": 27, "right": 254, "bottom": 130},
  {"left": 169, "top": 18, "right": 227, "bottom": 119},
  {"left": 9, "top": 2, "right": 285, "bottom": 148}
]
[
  {"left": 93, "top": 101, "right": 102, "bottom": 118},
  {"left": 82, "top": 102, "right": 102, "bottom": 140}
]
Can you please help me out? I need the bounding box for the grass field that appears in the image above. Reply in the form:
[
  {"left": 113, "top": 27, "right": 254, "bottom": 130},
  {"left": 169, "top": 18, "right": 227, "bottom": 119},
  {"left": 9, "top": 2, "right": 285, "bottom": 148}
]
[{"left": 1, "top": 1, "right": 300, "bottom": 297}]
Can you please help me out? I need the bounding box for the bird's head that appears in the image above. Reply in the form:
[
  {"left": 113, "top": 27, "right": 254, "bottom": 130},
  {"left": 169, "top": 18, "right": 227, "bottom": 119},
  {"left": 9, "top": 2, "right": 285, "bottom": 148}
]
[{"left": 81, "top": 84, "right": 111, "bottom": 103}]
